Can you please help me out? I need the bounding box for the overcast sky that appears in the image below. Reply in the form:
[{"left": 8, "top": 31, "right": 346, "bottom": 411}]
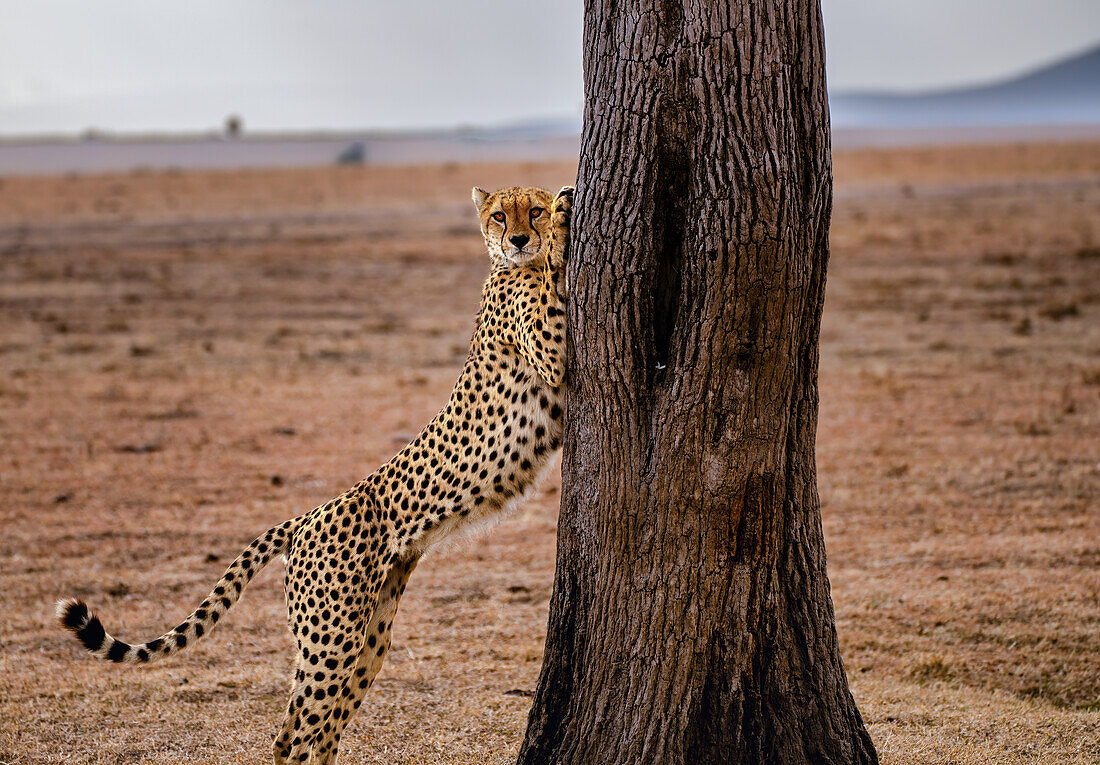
[{"left": 0, "top": 0, "right": 1097, "bottom": 135}]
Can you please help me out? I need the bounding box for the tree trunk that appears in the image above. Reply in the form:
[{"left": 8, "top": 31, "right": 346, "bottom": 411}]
[{"left": 518, "top": 1, "right": 877, "bottom": 763}]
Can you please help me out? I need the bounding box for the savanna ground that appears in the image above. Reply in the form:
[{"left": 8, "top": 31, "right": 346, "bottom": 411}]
[{"left": 0, "top": 141, "right": 1097, "bottom": 764}]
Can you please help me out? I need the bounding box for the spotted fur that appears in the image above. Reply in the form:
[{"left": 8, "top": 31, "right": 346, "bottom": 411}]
[{"left": 58, "top": 185, "right": 574, "bottom": 764}]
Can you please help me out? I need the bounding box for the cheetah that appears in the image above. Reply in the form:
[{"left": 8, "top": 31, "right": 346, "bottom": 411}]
[{"left": 58, "top": 184, "right": 574, "bottom": 764}]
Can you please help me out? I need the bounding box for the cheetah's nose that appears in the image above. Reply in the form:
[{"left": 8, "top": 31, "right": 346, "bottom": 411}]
[{"left": 509, "top": 234, "right": 530, "bottom": 248}]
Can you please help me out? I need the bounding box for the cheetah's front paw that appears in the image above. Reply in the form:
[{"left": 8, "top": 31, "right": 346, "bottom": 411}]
[
  {"left": 549, "top": 186, "right": 574, "bottom": 273},
  {"left": 552, "top": 186, "right": 574, "bottom": 228}
]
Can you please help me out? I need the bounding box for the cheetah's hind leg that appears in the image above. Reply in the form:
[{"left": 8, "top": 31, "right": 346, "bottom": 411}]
[
  {"left": 273, "top": 547, "right": 388, "bottom": 763},
  {"left": 316, "top": 554, "right": 420, "bottom": 762},
  {"left": 274, "top": 599, "right": 375, "bottom": 764}
]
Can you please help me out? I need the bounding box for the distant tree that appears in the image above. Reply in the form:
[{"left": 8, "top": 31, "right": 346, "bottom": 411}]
[
  {"left": 517, "top": 1, "right": 878, "bottom": 763},
  {"left": 224, "top": 114, "right": 243, "bottom": 137}
]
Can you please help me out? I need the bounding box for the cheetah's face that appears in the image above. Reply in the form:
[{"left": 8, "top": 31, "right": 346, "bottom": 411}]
[{"left": 472, "top": 186, "right": 556, "bottom": 268}]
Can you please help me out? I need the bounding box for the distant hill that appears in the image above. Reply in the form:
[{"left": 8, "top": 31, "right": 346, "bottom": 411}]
[
  {"left": 5, "top": 47, "right": 1100, "bottom": 175},
  {"left": 830, "top": 44, "right": 1100, "bottom": 128}
]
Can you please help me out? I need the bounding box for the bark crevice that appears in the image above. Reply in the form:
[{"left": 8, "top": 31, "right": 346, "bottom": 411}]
[{"left": 650, "top": 121, "right": 687, "bottom": 385}]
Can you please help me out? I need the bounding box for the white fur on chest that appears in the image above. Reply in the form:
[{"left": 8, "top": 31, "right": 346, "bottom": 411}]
[{"left": 410, "top": 449, "right": 560, "bottom": 556}]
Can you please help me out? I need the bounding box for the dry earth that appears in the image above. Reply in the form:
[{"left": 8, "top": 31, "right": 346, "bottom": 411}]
[{"left": 0, "top": 142, "right": 1098, "bottom": 764}]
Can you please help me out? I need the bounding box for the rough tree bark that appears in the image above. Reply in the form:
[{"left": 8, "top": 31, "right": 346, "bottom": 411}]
[{"left": 517, "top": 1, "right": 877, "bottom": 763}]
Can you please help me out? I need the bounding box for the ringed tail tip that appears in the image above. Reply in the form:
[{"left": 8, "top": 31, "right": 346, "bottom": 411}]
[{"left": 57, "top": 597, "right": 111, "bottom": 654}]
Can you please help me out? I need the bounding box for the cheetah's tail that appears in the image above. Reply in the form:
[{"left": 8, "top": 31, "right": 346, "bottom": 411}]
[{"left": 57, "top": 517, "right": 298, "bottom": 665}]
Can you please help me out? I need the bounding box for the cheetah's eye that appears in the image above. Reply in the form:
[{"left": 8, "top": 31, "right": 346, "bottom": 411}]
[
  {"left": 530, "top": 207, "right": 544, "bottom": 218},
  {"left": 491, "top": 212, "right": 506, "bottom": 223}
]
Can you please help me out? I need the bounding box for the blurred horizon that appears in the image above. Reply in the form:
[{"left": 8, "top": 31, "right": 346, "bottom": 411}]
[{"left": 1, "top": 0, "right": 1098, "bottom": 139}]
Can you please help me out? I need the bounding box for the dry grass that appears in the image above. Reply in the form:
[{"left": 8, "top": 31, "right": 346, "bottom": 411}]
[{"left": 1, "top": 142, "right": 1098, "bottom": 763}]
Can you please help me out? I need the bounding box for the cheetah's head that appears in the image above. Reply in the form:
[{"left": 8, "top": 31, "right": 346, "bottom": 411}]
[{"left": 472, "top": 185, "right": 555, "bottom": 269}]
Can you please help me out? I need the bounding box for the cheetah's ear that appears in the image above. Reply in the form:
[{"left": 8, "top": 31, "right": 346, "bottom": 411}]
[{"left": 472, "top": 187, "right": 490, "bottom": 210}]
